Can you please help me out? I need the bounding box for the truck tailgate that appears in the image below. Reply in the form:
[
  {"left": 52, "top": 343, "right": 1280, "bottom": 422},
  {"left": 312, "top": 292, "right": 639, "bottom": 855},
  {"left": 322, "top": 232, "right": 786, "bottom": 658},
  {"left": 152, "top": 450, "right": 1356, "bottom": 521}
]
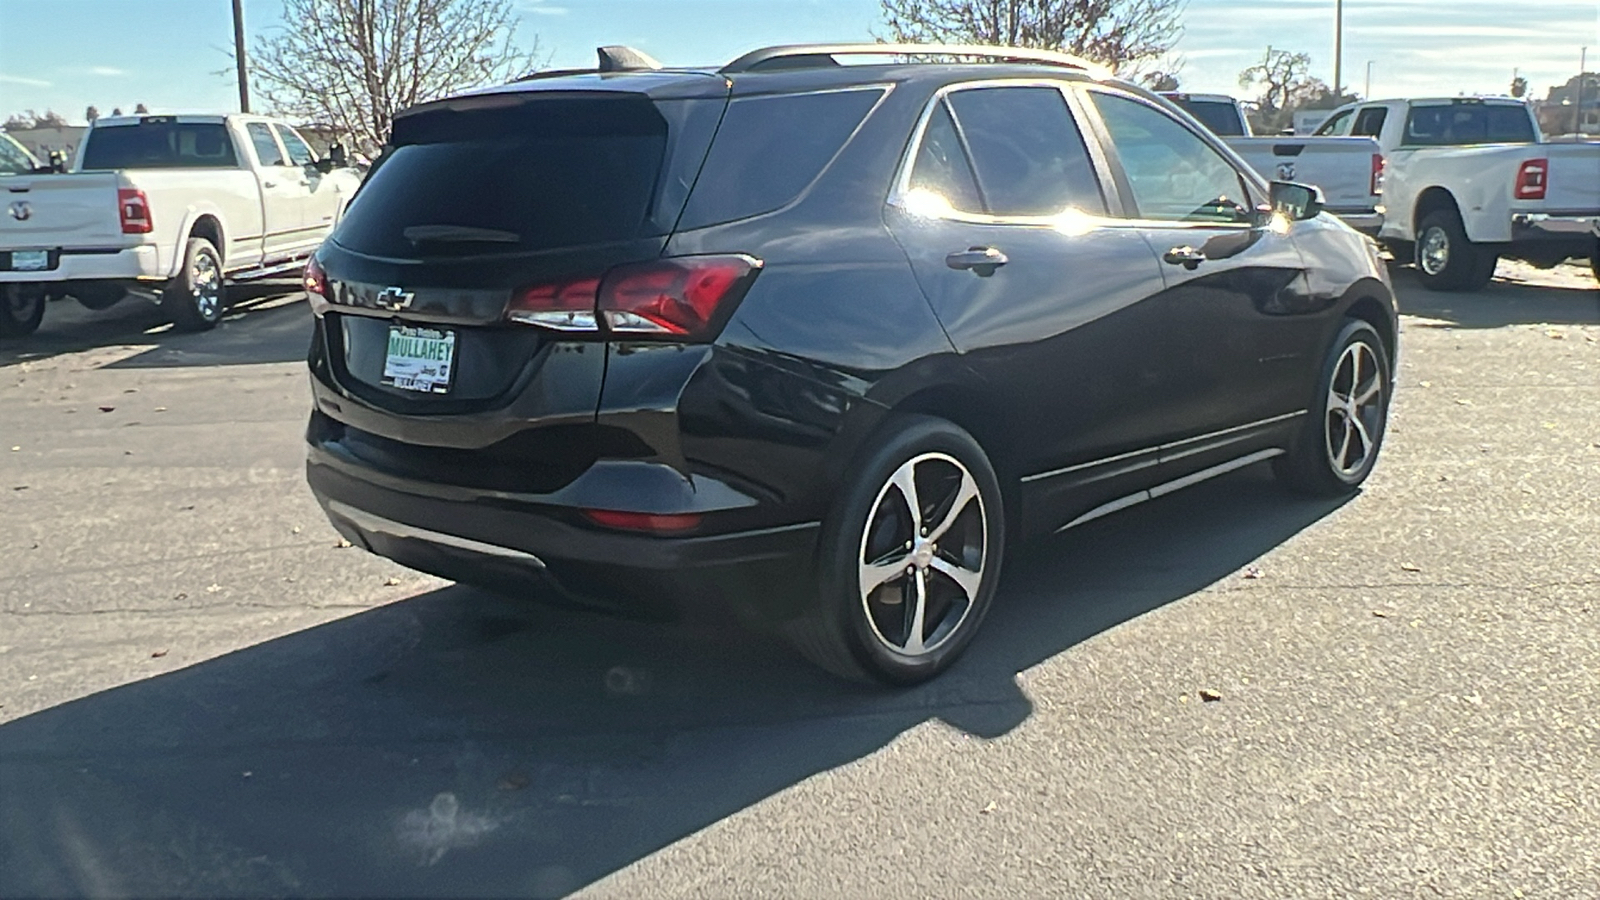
[
  {"left": 1541, "top": 143, "right": 1600, "bottom": 213},
  {"left": 0, "top": 172, "right": 126, "bottom": 251},
  {"left": 1228, "top": 136, "right": 1380, "bottom": 211}
]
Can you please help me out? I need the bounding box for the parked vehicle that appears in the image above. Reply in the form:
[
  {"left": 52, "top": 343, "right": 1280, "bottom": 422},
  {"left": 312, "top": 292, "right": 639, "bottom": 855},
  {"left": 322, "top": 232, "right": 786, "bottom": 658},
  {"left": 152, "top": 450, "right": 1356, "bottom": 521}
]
[
  {"left": 306, "top": 44, "right": 1398, "bottom": 685},
  {"left": 0, "top": 133, "right": 44, "bottom": 176},
  {"left": 1160, "top": 92, "right": 1383, "bottom": 234},
  {"left": 1314, "top": 96, "right": 1600, "bottom": 289},
  {"left": 0, "top": 114, "right": 362, "bottom": 337}
]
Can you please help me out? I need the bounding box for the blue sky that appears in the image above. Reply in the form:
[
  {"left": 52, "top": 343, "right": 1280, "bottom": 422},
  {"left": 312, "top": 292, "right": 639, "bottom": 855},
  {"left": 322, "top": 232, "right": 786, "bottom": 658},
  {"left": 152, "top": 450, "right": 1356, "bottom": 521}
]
[{"left": 0, "top": 0, "right": 1594, "bottom": 123}]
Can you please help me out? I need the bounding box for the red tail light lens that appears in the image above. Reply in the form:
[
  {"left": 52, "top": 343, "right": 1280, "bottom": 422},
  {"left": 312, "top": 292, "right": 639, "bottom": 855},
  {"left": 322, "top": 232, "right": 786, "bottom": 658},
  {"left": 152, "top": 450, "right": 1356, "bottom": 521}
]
[
  {"left": 598, "top": 255, "right": 762, "bottom": 338},
  {"left": 1514, "top": 158, "right": 1547, "bottom": 200},
  {"left": 117, "top": 188, "right": 152, "bottom": 234},
  {"left": 508, "top": 277, "right": 601, "bottom": 330},
  {"left": 303, "top": 256, "right": 329, "bottom": 313},
  {"left": 582, "top": 509, "right": 703, "bottom": 533},
  {"left": 1370, "top": 153, "right": 1385, "bottom": 195}
]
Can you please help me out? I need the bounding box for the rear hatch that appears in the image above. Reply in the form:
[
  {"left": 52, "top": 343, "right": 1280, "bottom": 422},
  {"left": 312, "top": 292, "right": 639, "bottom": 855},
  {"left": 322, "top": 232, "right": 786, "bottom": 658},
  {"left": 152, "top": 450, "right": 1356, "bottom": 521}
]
[
  {"left": 0, "top": 173, "right": 125, "bottom": 264},
  {"left": 317, "top": 82, "right": 728, "bottom": 414},
  {"left": 1228, "top": 136, "right": 1382, "bottom": 211}
]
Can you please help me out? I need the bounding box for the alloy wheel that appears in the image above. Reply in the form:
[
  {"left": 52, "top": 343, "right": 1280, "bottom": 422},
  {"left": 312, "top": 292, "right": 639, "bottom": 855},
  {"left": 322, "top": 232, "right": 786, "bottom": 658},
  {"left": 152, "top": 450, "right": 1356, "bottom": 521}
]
[
  {"left": 191, "top": 251, "right": 222, "bottom": 320},
  {"left": 1419, "top": 226, "right": 1450, "bottom": 276},
  {"left": 1325, "top": 340, "right": 1383, "bottom": 477},
  {"left": 858, "top": 452, "right": 987, "bottom": 657}
]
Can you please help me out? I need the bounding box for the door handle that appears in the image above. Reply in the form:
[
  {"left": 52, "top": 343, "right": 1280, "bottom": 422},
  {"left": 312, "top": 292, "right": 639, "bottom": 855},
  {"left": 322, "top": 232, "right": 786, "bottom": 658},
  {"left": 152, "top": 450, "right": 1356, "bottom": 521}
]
[
  {"left": 262, "top": 180, "right": 277, "bottom": 188},
  {"left": 945, "top": 246, "right": 1008, "bottom": 276},
  {"left": 1162, "top": 246, "right": 1206, "bottom": 270}
]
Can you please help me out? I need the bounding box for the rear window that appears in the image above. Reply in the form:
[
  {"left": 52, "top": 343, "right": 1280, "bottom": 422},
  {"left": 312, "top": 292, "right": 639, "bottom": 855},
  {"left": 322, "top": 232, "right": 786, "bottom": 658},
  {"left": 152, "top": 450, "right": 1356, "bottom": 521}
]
[
  {"left": 1169, "top": 98, "right": 1247, "bottom": 136},
  {"left": 335, "top": 93, "right": 720, "bottom": 258},
  {"left": 677, "top": 88, "right": 884, "bottom": 229},
  {"left": 80, "top": 121, "right": 239, "bottom": 170},
  {"left": 1403, "top": 104, "right": 1536, "bottom": 145}
]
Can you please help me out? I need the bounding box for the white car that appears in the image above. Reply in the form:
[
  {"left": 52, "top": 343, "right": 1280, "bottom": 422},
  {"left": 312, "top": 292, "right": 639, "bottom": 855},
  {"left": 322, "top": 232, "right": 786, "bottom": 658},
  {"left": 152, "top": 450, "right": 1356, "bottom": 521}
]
[
  {"left": 1160, "top": 93, "right": 1383, "bottom": 234},
  {"left": 0, "top": 114, "right": 363, "bottom": 336},
  {"left": 1314, "top": 96, "right": 1600, "bottom": 290}
]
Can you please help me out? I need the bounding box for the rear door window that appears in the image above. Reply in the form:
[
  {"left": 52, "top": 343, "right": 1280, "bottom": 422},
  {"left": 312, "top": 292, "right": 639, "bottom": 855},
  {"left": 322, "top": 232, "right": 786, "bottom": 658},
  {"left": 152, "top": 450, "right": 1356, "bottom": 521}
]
[
  {"left": 1403, "top": 104, "right": 1536, "bottom": 145},
  {"left": 678, "top": 88, "right": 884, "bottom": 229},
  {"left": 1315, "top": 109, "right": 1354, "bottom": 136},
  {"left": 906, "top": 101, "right": 984, "bottom": 214},
  {"left": 246, "top": 123, "right": 286, "bottom": 166},
  {"left": 334, "top": 94, "right": 719, "bottom": 259},
  {"left": 80, "top": 121, "right": 239, "bottom": 169},
  {"left": 273, "top": 124, "right": 316, "bottom": 166},
  {"left": 945, "top": 86, "right": 1106, "bottom": 216}
]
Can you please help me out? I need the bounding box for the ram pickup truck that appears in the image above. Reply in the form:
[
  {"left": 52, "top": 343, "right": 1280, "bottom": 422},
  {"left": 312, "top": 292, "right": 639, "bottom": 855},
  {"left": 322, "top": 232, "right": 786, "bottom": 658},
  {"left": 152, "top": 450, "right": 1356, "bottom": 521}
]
[
  {"left": 1161, "top": 92, "right": 1383, "bottom": 234},
  {"left": 0, "top": 113, "right": 362, "bottom": 337},
  {"left": 1314, "top": 96, "right": 1600, "bottom": 290}
]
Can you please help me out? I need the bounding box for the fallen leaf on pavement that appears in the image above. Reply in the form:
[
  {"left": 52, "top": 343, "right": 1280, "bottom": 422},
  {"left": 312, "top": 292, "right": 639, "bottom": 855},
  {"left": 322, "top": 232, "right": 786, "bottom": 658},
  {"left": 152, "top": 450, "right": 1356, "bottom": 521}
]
[
  {"left": 1242, "top": 566, "right": 1263, "bottom": 580},
  {"left": 384, "top": 577, "right": 402, "bottom": 586},
  {"left": 1400, "top": 562, "right": 1422, "bottom": 572},
  {"left": 291, "top": 525, "right": 302, "bottom": 534},
  {"left": 173, "top": 592, "right": 188, "bottom": 601},
  {"left": 1544, "top": 329, "right": 1564, "bottom": 340},
  {"left": 153, "top": 406, "right": 167, "bottom": 412},
  {"left": 979, "top": 801, "right": 997, "bottom": 814},
  {"left": 1418, "top": 380, "right": 1432, "bottom": 388},
  {"left": 8, "top": 446, "right": 18, "bottom": 452},
  {"left": 11, "top": 486, "right": 26, "bottom": 491},
  {"left": 150, "top": 649, "right": 168, "bottom": 658},
  {"left": 206, "top": 583, "right": 222, "bottom": 593},
  {"left": 98, "top": 406, "right": 115, "bottom": 412},
  {"left": 1199, "top": 689, "right": 1223, "bottom": 702},
  {"left": 335, "top": 538, "right": 352, "bottom": 548},
  {"left": 1372, "top": 610, "right": 1391, "bottom": 618},
  {"left": 1454, "top": 399, "right": 1471, "bottom": 405}
]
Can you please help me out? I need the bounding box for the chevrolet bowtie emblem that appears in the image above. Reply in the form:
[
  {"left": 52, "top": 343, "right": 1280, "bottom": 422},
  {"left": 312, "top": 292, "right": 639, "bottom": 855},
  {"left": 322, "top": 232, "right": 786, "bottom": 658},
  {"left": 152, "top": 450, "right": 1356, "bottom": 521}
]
[{"left": 374, "top": 286, "right": 414, "bottom": 310}]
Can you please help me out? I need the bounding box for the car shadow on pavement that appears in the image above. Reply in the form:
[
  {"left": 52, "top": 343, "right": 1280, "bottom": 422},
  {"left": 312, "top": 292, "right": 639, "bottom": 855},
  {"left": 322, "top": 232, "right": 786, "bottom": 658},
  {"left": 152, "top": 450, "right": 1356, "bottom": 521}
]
[
  {"left": 1390, "top": 265, "right": 1600, "bottom": 329},
  {"left": 0, "top": 465, "right": 1348, "bottom": 899},
  {"left": 0, "top": 283, "right": 311, "bottom": 370}
]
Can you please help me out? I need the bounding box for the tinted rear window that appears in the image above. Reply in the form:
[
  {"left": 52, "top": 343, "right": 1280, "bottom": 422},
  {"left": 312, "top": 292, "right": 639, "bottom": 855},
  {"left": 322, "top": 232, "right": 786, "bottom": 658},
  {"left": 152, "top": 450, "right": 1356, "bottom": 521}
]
[
  {"left": 1170, "top": 98, "right": 1247, "bottom": 136},
  {"left": 678, "top": 88, "right": 884, "bottom": 229},
  {"left": 1404, "top": 104, "right": 1536, "bottom": 145},
  {"left": 335, "top": 94, "right": 719, "bottom": 259},
  {"left": 80, "top": 122, "right": 239, "bottom": 170}
]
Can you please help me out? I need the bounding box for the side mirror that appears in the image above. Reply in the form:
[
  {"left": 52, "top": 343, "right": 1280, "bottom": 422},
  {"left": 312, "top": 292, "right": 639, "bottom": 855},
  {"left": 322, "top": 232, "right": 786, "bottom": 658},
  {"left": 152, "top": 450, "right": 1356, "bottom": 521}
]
[
  {"left": 1269, "top": 181, "right": 1325, "bottom": 221},
  {"left": 328, "top": 141, "right": 348, "bottom": 168},
  {"left": 312, "top": 157, "right": 334, "bottom": 174}
]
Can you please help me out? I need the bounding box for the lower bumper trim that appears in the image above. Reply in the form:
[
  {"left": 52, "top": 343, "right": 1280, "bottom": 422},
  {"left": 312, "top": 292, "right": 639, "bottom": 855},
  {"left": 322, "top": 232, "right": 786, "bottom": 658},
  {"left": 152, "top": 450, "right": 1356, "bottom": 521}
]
[{"left": 325, "top": 500, "right": 547, "bottom": 568}]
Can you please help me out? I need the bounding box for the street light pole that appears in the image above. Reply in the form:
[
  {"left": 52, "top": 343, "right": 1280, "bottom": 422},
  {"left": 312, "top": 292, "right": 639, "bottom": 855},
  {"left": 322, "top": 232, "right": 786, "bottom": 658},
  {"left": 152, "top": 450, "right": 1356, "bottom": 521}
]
[
  {"left": 1365, "top": 60, "right": 1373, "bottom": 98},
  {"left": 232, "top": 0, "right": 250, "bottom": 113},
  {"left": 1578, "top": 47, "right": 1588, "bottom": 136},
  {"left": 1333, "top": 0, "right": 1344, "bottom": 97}
]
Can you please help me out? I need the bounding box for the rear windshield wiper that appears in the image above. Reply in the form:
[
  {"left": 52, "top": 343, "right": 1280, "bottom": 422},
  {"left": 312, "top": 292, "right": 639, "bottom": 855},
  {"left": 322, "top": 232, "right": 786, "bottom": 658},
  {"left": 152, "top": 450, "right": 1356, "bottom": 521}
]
[{"left": 402, "top": 225, "right": 520, "bottom": 245}]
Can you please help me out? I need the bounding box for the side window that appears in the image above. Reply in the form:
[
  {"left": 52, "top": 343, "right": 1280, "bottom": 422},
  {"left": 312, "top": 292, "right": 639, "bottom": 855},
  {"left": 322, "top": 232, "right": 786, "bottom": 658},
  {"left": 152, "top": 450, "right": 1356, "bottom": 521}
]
[
  {"left": 273, "top": 124, "right": 316, "bottom": 166},
  {"left": 945, "top": 86, "right": 1106, "bottom": 216},
  {"left": 1089, "top": 91, "right": 1253, "bottom": 224},
  {"left": 1314, "top": 109, "right": 1354, "bottom": 136},
  {"left": 246, "top": 123, "right": 285, "bottom": 167},
  {"left": 906, "top": 101, "right": 983, "bottom": 213},
  {"left": 679, "top": 88, "right": 884, "bottom": 229},
  {"left": 1352, "top": 107, "right": 1388, "bottom": 137}
]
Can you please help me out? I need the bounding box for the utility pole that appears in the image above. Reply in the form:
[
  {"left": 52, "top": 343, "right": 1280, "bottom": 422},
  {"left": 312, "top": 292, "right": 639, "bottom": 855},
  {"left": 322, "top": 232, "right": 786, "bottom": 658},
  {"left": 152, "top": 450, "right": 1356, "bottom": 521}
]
[
  {"left": 232, "top": 0, "right": 250, "bottom": 113},
  {"left": 1365, "top": 60, "right": 1373, "bottom": 98},
  {"left": 1578, "top": 47, "right": 1589, "bottom": 135},
  {"left": 1333, "top": 0, "right": 1344, "bottom": 98}
]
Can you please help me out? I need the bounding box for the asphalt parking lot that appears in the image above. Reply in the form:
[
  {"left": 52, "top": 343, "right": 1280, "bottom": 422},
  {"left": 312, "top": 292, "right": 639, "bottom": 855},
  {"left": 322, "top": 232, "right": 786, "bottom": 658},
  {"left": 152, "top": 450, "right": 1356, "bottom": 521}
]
[{"left": 1, "top": 262, "right": 1597, "bottom": 899}]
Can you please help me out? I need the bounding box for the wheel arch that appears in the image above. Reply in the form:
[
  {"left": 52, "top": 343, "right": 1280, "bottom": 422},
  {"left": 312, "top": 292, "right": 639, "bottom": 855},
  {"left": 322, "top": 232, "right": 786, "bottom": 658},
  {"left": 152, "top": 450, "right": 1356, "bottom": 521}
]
[
  {"left": 1342, "top": 286, "right": 1398, "bottom": 373},
  {"left": 187, "top": 214, "right": 225, "bottom": 263},
  {"left": 1412, "top": 186, "right": 1460, "bottom": 235},
  {"left": 882, "top": 384, "right": 1021, "bottom": 534}
]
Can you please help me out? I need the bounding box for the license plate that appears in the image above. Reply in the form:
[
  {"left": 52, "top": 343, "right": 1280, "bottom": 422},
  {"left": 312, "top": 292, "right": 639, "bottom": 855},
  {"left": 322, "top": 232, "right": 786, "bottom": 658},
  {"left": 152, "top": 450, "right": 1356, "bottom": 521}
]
[
  {"left": 382, "top": 325, "right": 456, "bottom": 394},
  {"left": 11, "top": 250, "right": 49, "bottom": 271}
]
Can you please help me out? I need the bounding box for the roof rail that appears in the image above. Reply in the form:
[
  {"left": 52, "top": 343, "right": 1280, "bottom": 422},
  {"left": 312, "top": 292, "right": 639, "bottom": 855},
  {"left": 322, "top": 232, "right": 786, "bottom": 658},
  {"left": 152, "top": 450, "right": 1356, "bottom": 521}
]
[{"left": 720, "top": 43, "right": 1112, "bottom": 79}]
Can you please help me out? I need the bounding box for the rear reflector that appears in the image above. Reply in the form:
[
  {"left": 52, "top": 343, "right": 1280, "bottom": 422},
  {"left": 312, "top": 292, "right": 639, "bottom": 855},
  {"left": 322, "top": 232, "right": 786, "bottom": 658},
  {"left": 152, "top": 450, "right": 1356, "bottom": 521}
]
[
  {"left": 582, "top": 509, "right": 703, "bottom": 533},
  {"left": 1514, "top": 158, "right": 1547, "bottom": 201},
  {"left": 508, "top": 254, "right": 762, "bottom": 340},
  {"left": 117, "top": 188, "right": 152, "bottom": 234},
  {"left": 303, "top": 256, "right": 329, "bottom": 313}
]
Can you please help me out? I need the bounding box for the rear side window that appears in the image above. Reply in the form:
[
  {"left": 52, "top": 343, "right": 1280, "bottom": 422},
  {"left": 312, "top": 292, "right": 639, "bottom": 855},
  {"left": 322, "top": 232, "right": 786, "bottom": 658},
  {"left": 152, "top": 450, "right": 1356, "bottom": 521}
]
[
  {"left": 246, "top": 123, "right": 285, "bottom": 166},
  {"left": 946, "top": 86, "right": 1106, "bottom": 216},
  {"left": 1170, "top": 98, "right": 1247, "bottom": 136},
  {"left": 274, "top": 124, "right": 316, "bottom": 166},
  {"left": 335, "top": 94, "right": 711, "bottom": 259},
  {"left": 80, "top": 121, "right": 239, "bottom": 170},
  {"left": 907, "top": 102, "right": 983, "bottom": 213},
  {"left": 678, "top": 88, "right": 883, "bottom": 229},
  {"left": 1404, "top": 105, "right": 1536, "bottom": 145},
  {"left": 1352, "top": 107, "right": 1388, "bottom": 137},
  {"left": 1315, "top": 109, "right": 1354, "bottom": 136}
]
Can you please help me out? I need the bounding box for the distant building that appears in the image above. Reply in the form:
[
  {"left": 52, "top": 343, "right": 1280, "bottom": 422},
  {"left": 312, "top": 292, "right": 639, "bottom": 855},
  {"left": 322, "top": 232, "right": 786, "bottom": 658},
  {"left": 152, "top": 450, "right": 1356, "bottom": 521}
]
[
  {"left": 5, "top": 126, "right": 86, "bottom": 166},
  {"left": 1536, "top": 72, "right": 1600, "bottom": 138}
]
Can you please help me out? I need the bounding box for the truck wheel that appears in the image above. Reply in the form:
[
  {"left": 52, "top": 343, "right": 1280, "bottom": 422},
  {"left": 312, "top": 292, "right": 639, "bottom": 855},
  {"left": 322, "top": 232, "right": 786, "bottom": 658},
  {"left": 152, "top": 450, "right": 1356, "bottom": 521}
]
[
  {"left": 1590, "top": 243, "right": 1599, "bottom": 284},
  {"left": 0, "top": 284, "right": 46, "bottom": 338},
  {"left": 1415, "top": 210, "right": 1494, "bottom": 292},
  {"left": 165, "top": 237, "right": 227, "bottom": 331}
]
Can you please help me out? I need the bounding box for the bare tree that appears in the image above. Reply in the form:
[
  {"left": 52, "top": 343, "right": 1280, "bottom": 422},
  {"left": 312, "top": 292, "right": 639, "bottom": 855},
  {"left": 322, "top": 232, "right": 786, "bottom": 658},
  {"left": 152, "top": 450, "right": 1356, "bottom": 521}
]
[
  {"left": 85, "top": 106, "right": 100, "bottom": 123},
  {"left": 2, "top": 109, "right": 69, "bottom": 131},
  {"left": 1509, "top": 74, "right": 1528, "bottom": 98},
  {"left": 251, "top": 0, "right": 540, "bottom": 154},
  {"left": 879, "top": 0, "right": 1185, "bottom": 71},
  {"left": 134, "top": 103, "right": 149, "bottom": 114},
  {"left": 1238, "top": 46, "right": 1309, "bottom": 115},
  {"left": 1142, "top": 71, "right": 1180, "bottom": 91}
]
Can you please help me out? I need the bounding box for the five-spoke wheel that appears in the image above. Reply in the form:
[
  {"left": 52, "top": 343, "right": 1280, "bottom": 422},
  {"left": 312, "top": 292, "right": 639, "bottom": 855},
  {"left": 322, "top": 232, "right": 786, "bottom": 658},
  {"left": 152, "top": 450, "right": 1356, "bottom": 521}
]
[{"left": 1275, "top": 317, "right": 1391, "bottom": 496}]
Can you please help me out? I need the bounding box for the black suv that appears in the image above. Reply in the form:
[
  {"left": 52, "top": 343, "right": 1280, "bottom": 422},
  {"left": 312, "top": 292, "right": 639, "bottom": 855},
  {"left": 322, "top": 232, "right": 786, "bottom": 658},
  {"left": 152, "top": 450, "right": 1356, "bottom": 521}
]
[{"left": 305, "top": 44, "right": 1397, "bottom": 685}]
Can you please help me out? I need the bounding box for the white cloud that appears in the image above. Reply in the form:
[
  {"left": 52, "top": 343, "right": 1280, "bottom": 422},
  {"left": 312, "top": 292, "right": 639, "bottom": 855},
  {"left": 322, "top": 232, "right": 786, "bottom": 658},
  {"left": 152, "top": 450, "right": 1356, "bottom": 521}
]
[
  {"left": 0, "top": 73, "right": 51, "bottom": 88},
  {"left": 519, "top": 0, "right": 569, "bottom": 13},
  {"left": 87, "top": 66, "right": 126, "bottom": 76}
]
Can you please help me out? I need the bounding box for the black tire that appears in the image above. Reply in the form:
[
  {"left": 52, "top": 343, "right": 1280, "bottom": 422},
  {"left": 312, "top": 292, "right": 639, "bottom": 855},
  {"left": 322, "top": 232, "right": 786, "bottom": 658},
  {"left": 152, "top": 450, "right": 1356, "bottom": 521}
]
[
  {"left": 786, "top": 414, "right": 1005, "bottom": 686},
  {"left": 164, "top": 236, "right": 226, "bottom": 331},
  {"left": 72, "top": 283, "right": 125, "bottom": 311},
  {"left": 1415, "top": 209, "right": 1495, "bottom": 292},
  {"left": 1590, "top": 242, "right": 1599, "bottom": 285},
  {"left": 0, "top": 283, "right": 46, "bottom": 338},
  {"left": 1273, "top": 318, "right": 1391, "bottom": 497}
]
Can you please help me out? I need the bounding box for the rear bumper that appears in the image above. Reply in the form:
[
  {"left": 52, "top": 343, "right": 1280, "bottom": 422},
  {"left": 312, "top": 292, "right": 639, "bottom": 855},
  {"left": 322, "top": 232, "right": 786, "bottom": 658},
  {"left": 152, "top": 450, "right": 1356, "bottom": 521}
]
[
  {"left": 1510, "top": 212, "right": 1600, "bottom": 241},
  {"left": 306, "top": 442, "right": 821, "bottom": 621},
  {"left": 0, "top": 244, "right": 164, "bottom": 283}
]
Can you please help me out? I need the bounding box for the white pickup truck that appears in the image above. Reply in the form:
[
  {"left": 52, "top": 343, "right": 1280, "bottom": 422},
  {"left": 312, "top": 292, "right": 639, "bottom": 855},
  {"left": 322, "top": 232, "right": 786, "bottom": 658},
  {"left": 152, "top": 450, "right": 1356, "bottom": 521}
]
[
  {"left": 0, "top": 113, "right": 362, "bottom": 337},
  {"left": 1313, "top": 96, "right": 1600, "bottom": 290},
  {"left": 1160, "top": 92, "right": 1383, "bottom": 234}
]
